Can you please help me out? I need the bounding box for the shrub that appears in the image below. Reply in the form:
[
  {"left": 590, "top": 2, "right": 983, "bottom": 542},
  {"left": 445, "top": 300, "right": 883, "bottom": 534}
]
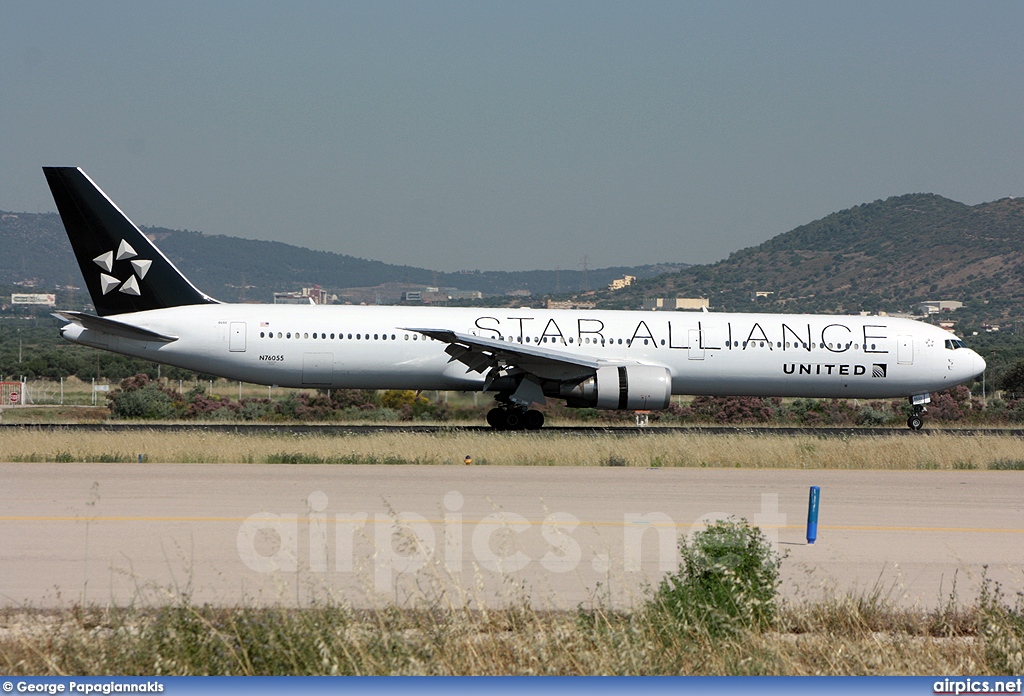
[
  {"left": 856, "top": 405, "right": 893, "bottom": 426},
  {"left": 107, "top": 374, "right": 178, "bottom": 420},
  {"left": 648, "top": 518, "right": 782, "bottom": 637},
  {"left": 691, "top": 396, "right": 779, "bottom": 424}
]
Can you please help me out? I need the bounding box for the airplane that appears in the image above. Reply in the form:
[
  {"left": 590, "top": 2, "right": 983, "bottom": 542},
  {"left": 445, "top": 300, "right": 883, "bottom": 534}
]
[{"left": 43, "top": 166, "right": 986, "bottom": 431}]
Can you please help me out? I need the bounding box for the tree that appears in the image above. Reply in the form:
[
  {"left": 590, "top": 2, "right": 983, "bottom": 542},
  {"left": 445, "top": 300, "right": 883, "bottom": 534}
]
[{"left": 1000, "top": 359, "right": 1024, "bottom": 398}]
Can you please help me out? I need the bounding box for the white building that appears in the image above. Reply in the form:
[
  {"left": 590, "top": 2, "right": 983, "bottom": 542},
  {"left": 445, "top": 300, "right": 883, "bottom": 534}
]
[
  {"left": 642, "top": 297, "right": 709, "bottom": 311},
  {"left": 917, "top": 300, "right": 963, "bottom": 314}
]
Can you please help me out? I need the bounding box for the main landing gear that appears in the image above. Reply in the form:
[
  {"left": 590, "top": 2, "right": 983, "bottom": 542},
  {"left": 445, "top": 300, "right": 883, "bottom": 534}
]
[{"left": 487, "top": 406, "right": 545, "bottom": 431}]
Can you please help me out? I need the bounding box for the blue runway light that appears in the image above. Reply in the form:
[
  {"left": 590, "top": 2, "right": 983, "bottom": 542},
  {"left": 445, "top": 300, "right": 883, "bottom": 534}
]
[{"left": 806, "top": 485, "right": 821, "bottom": 544}]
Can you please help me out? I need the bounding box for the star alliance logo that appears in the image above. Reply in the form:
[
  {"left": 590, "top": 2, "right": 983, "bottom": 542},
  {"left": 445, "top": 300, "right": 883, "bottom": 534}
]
[{"left": 93, "top": 239, "right": 152, "bottom": 296}]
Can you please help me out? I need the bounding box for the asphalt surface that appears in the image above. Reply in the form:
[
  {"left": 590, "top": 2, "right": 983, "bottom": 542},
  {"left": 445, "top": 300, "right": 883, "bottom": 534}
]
[
  {"left": 2, "top": 422, "right": 1024, "bottom": 436},
  {"left": 2, "top": 464, "right": 1022, "bottom": 610}
]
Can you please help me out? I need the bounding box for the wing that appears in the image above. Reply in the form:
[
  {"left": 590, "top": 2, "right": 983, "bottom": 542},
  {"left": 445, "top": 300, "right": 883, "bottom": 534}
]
[{"left": 405, "top": 327, "right": 599, "bottom": 381}]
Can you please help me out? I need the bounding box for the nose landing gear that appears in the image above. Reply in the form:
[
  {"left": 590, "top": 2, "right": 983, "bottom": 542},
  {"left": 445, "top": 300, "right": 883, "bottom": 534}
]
[{"left": 906, "top": 394, "right": 930, "bottom": 431}]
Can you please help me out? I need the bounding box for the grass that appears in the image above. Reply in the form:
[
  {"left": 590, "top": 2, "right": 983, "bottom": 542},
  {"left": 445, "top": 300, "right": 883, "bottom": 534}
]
[
  {"left": 0, "top": 583, "right": 1015, "bottom": 675},
  {"left": 2, "top": 430, "right": 1024, "bottom": 469}
]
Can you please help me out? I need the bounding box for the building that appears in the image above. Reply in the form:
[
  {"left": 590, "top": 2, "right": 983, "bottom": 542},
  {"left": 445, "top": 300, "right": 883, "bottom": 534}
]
[
  {"left": 273, "top": 286, "right": 334, "bottom": 305},
  {"left": 916, "top": 300, "right": 963, "bottom": 315},
  {"left": 750, "top": 291, "right": 774, "bottom": 300},
  {"left": 608, "top": 275, "right": 636, "bottom": 291},
  {"left": 401, "top": 291, "right": 423, "bottom": 303},
  {"left": 449, "top": 290, "right": 483, "bottom": 301},
  {"left": 642, "top": 297, "right": 709, "bottom": 311},
  {"left": 11, "top": 293, "right": 56, "bottom": 306},
  {"left": 545, "top": 299, "right": 597, "bottom": 310}
]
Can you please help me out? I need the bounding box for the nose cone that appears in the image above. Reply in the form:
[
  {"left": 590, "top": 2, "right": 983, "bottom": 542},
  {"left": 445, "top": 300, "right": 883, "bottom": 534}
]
[{"left": 972, "top": 350, "right": 986, "bottom": 378}]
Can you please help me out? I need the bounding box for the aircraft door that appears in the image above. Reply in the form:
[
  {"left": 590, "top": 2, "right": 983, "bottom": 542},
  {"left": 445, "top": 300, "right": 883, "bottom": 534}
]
[
  {"left": 302, "top": 352, "right": 334, "bottom": 386},
  {"left": 897, "top": 335, "right": 913, "bottom": 364},
  {"left": 688, "top": 329, "right": 705, "bottom": 360},
  {"left": 229, "top": 322, "right": 246, "bottom": 352}
]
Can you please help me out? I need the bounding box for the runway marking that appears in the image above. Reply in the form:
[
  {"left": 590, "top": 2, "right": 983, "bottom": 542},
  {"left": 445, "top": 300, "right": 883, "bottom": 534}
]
[{"left": 2, "top": 516, "right": 1024, "bottom": 535}]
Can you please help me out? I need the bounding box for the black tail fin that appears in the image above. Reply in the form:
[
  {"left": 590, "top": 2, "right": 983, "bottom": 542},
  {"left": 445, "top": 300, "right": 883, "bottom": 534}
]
[{"left": 43, "top": 167, "right": 218, "bottom": 316}]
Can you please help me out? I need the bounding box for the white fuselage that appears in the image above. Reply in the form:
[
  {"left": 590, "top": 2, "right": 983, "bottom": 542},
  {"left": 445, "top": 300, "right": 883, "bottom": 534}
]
[{"left": 60, "top": 304, "right": 985, "bottom": 400}]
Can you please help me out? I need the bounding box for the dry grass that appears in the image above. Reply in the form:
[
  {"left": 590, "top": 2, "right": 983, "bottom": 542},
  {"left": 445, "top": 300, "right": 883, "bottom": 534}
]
[
  {"left": 1, "top": 429, "right": 1023, "bottom": 468},
  {"left": 0, "top": 598, "right": 995, "bottom": 675}
]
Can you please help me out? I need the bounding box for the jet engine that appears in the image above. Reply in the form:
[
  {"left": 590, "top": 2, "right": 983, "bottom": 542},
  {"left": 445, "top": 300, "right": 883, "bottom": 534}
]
[{"left": 559, "top": 365, "right": 672, "bottom": 410}]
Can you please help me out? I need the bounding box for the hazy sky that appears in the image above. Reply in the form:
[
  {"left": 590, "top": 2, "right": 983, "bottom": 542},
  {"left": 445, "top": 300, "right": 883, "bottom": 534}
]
[{"left": 3, "top": 1, "right": 1022, "bottom": 272}]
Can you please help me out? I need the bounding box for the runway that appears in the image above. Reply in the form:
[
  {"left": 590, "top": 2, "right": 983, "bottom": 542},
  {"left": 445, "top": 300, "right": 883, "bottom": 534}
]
[
  {"left": 2, "top": 463, "right": 1022, "bottom": 610},
  {"left": 2, "top": 422, "right": 1024, "bottom": 437}
]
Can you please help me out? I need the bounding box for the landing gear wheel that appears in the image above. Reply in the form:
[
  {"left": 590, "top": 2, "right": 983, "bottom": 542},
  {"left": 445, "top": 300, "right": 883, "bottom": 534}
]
[
  {"left": 487, "top": 407, "right": 505, "bottom": 429},
  {"left": 502, "top": 409, "right": 525, "bottom": 430},
  {"left": 524, "top": 409, "right": 545, "bottom": 430},
  {"left": 907, "top": 415, "right": 924, "bottom": 431}
]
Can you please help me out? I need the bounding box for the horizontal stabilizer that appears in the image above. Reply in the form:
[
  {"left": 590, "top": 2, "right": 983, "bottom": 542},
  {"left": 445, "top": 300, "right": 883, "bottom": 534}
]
[{"left": 54, "top": 311, "right": 178, "bottom": 343}]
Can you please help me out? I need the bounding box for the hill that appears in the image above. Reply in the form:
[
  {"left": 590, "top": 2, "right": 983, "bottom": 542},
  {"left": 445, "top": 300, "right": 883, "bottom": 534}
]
[
  {"left": 0, "top": 212, "right": 684, "bottom": 302},
  {"left": 590, "top": 194, "right": 1024, "bottom": 324}
]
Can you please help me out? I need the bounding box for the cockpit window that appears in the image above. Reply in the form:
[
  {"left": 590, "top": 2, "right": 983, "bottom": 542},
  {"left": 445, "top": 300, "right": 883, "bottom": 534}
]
[{"left": 944, "top": 339, "right": 968, "bottom": 350}]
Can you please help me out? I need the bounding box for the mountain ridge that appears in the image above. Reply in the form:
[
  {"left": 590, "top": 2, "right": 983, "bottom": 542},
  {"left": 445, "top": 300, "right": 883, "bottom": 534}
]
[
  {"left": 0, "top": 211, "right": 684, "bottom": 301},
  {"left": 589, "top": 193, "right": 1024, "bottom": 323}
]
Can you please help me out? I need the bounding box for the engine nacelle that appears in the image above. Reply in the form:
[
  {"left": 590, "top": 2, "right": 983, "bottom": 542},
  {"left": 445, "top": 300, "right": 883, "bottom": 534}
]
[{"left": 560, "top": 365, "right": 672, "bottom": 410}]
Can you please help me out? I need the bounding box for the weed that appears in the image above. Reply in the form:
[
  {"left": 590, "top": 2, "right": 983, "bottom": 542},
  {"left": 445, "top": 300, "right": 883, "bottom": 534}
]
[
  {"left": 648, "top": 518, "right": 782, "bottom": 638},
  {"left": 989, "top": 459, "right": 1024, "bottom": 471},
  {"left": 978, "top": 572, "right": 1024, "bottom": 673}
]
